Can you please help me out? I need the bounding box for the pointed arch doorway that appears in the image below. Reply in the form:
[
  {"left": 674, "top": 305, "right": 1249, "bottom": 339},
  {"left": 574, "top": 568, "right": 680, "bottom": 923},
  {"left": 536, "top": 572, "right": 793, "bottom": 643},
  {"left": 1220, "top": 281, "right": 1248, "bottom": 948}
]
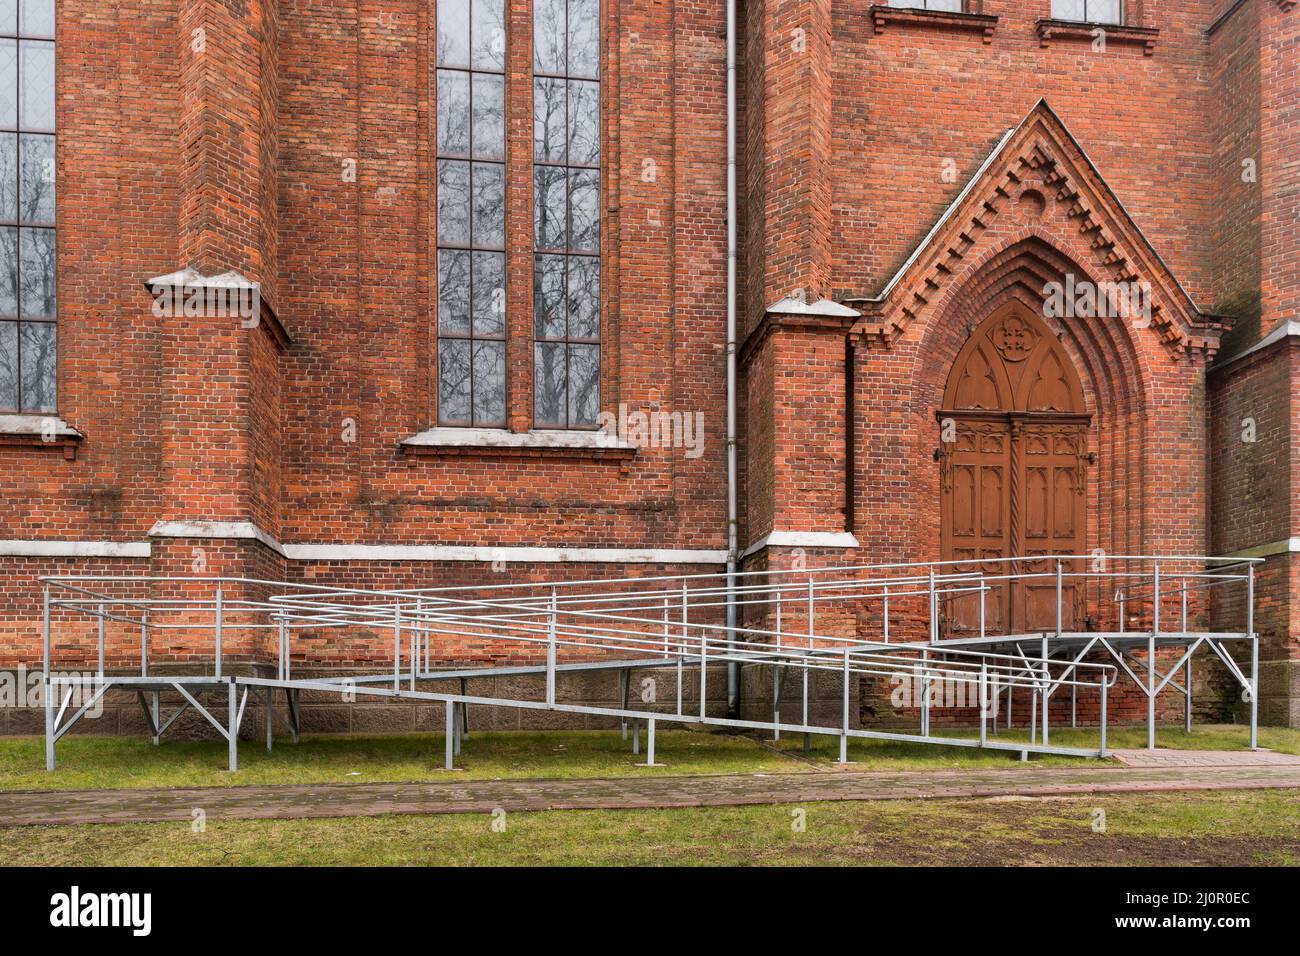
[{"left": 938, "top": 302, "right": 1091, "bottom": 636}]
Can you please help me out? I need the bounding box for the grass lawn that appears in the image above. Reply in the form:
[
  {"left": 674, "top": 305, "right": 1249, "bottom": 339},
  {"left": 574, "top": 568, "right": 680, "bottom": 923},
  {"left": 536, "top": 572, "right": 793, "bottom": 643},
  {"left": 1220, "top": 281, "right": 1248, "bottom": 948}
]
[
  {"left": 1, "top": 730, "right": 799, "bottom": 792},
  {"left": 3, "top": 790, "right": 1297, "bottom": 866},
  {"left": 0, "top": 722, "right": 1290, "bottom": 793}
]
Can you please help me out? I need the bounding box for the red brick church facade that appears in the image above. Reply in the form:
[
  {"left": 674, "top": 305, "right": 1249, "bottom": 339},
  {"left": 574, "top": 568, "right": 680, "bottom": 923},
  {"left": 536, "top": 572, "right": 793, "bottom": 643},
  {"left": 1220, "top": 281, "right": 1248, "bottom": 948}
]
[{"left": 0, "top": 0, "right": 1297, "bottom": 727}]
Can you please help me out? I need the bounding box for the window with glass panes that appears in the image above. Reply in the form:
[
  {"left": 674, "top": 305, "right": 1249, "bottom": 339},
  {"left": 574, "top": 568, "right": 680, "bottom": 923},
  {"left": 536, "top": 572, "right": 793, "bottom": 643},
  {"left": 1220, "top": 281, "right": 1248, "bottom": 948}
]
[
  {"left": 0, "top": 0, "right": 55, "bottom": 414},
  {"left": 532, "top": 0, "right": 599, "bottom": 429},
  {"left": 436, "top": 0, "right": 507, "bottom": 427},
  {"left": 1051, "top": 0, "right": 1122, "bottom": 24}
]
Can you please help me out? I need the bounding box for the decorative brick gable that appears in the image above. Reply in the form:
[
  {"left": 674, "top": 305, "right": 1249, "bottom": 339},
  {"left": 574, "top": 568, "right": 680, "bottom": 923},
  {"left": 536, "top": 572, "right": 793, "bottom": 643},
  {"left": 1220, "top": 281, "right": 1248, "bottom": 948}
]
[{"left": 847, "top": 101, "right": 1221, "bottom": 361}]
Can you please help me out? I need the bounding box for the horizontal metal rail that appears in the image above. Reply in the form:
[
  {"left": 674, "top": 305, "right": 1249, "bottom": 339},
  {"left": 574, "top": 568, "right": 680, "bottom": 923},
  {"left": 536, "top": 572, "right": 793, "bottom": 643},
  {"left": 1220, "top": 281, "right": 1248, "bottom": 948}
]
[{"left": 37, "top": 554, "right": 1258, "bottom": 771}]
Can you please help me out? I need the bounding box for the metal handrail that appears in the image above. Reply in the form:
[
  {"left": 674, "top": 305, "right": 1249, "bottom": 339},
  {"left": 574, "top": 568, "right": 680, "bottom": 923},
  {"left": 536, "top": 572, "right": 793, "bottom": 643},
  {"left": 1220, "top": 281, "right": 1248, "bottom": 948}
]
[
  {"left": 37, "top": 554, "right": 1264, "bottom": 771},
  {"left": 40, "top": 557, "right": 1258, "bottom": 673}
]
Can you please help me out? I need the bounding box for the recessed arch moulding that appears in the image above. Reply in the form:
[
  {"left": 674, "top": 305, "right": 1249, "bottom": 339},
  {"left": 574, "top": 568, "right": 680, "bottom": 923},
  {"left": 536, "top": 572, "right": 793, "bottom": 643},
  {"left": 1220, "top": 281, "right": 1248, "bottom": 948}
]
[{"left": 838, "top": 103, "right": 1225, "bottom": 634}]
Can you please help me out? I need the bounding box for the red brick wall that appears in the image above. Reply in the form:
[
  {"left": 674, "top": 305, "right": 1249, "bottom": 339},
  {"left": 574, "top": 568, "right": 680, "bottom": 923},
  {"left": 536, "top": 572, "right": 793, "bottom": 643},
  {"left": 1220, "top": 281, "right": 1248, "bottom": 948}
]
[
  {"left": 270, "top": 0, "right": 728, "bottom": 552},
  {"left": 1208, "top": 0, "right": 1262, "bottom": 351},
  {"left": 831, "top": 0, "right": 1219, "bottom": 304},
  {"left": 741, "top": 0, "right": 835, "bottom": 329},
  {"left": 2, "top": 0, "right": 1296, "bottom": 728},
  {"left": 1204, "top": 0, "right": 1300, "bottom": 726},
  {"left": 1210, "top": 346, "right": 1291, "bottom": 558},
  {"left": 771, "top": 328, "right": 847, "bottom": 535},
  {"left": 745, "top": 334, "right": 776, "bottom": 541},
  {"left": 19, "top": 0, "right": 178, "bottom": 544},
  {"left": 8, "top": 0, "right": 731, "bottom": 546},
  {"left": 1260, "top": 0, "right": 1300, "bottom": 331}
]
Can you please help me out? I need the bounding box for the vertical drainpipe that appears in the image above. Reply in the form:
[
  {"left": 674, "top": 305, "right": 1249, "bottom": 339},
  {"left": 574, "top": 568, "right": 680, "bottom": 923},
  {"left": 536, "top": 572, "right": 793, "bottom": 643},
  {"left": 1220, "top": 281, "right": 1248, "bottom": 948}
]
[{"left": 724, "top": 0, "right": 740, "bottom": 718}]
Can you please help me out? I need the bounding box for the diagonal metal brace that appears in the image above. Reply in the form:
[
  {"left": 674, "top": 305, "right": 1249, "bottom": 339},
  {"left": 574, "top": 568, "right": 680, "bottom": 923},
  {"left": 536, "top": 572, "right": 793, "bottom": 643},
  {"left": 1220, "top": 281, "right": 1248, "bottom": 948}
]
[
  {"left": 53, "top": 685, "right": 74, "bottom": 734},
  {"left": 268, "top": 698, "right": 297, "bottom": 736},
  {"left": 172, "top": 682, "right": 231, "bottom": 742},
  {"left": 1045, "top": 637, "right": 1099, "bottom": 700},
  {"left": 1206, "top": 638, "right": 1251, "bottom": 692},
  {"left": 135, "top": 691, "right": 160, "bottom": 738},
  {"left": 285, "top": 688, "right": 301, "bottom": 741},
  {"left": 53, "top": 682, "right": 110, "bottom": 743},
  {"left": 1098, "top": 637, "right": 1149, "bottom": 694},
  {"left": 1152, "top": 636, "right": 1204, "bottom": 696},
  {"left": 1122, "top": 648, "right": 1189, "bottom": 695},
  {"left": 156, "top": 699, "right": 193, "bottom": 738}
]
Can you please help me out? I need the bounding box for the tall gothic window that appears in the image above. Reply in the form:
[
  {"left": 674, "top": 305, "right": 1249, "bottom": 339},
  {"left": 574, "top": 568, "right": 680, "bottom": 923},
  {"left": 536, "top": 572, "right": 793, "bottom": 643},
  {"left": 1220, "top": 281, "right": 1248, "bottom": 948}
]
[
  {"left": 533, "top": 0, "right": 599, "bottom": 429},
  {"left": 0, "top": 0, "right": 55, "bottom": 414},
  {"left": 436, "top": 0, "right": 507, "bottom": 427},
  {"left": 1051, "top": 0, "right": 1122, "bottom": 23}
]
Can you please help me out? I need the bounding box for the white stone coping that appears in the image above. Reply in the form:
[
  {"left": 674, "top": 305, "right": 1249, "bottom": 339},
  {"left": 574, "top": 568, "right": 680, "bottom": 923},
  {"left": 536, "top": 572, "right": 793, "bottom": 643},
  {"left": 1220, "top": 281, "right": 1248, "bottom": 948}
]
[
  {"left": 401, "top": 427, "right": 634, "bottom": 451},
  {"left": 283, "top": 543, "right": 728, "bottom": 563},
  {"left": 741, "top": 530, "right": 861, "bottom": 559},
  {"left": 765, "top": 297, "right": 861, "bottom": 318},
  {"left": 1, "top": 532, "right": 1287, "bottom": 565},
  {"left": 144, "top": 519, "right": 725, "bottom": 563},
  {"left": 142, "top": 267, "right": 259, "bottom": 291},
  {"left": 18, "top": 521, "right": 867, "bottom": 565},
  {"left": 149, "top": 520, "right": 284, "bottom": 554},
  {"left": 0, "top": 540, "right": 150, "bottom": 558},
  {"left": 147, "top": 520, "right": 862, "bottom": 562}
]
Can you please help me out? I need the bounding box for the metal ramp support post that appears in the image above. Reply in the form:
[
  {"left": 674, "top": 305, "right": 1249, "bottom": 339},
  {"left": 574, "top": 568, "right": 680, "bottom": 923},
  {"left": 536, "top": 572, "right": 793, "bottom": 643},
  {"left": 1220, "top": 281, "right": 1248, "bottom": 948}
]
[
  {"left": 978, "top": 659, "right": 988, "bottom": 747},
  {"left": 228, "top": 677, "right": 239, "bottom": 772},
  {"left": 803, "top": 577, "right": 812, "bottom": 752},
  {"left": 1248, "top": 564, "right": 1258, "bottom": 750},
  {"left": 43, "top": 586, "right": 53, "bottom": 771},
  {"left": 1149, "top": 563, "right": 1160, "bottom": 750},
  {"left": 445, "top": 699, "right": 455, "bottom": 770},
  {"left": 839, "top": 648, "right": 850, "bottom": 764}
]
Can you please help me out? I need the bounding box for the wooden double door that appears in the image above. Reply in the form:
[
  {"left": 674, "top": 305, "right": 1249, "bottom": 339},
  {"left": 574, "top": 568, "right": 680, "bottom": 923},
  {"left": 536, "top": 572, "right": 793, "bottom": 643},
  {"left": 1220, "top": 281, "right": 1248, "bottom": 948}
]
[{"left": 938, "top": 303, "right": 1091, "bottom": 636}]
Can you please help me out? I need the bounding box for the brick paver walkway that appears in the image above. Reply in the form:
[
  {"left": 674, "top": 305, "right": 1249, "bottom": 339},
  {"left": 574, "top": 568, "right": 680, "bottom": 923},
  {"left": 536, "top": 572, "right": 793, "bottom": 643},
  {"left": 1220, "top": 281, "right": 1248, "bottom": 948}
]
[
  {"left": 3, "top": 760, "right": 1300, "bottom": 827},
  {"left": 1110, "top": 748, "right": 1300, "bottom": 768}
]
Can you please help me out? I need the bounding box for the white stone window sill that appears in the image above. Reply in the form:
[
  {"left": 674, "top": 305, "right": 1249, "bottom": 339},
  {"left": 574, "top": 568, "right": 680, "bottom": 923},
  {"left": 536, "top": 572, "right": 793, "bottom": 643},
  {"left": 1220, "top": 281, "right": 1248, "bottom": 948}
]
[
  {"left": 401, "top": 427, "right": 636, "bottom": 459},
  {"left": 0, "top": 413, "right": 82, "bottom": 437},
  {"left": 0, "top": 413, "right": 84, "bottom": 459}
]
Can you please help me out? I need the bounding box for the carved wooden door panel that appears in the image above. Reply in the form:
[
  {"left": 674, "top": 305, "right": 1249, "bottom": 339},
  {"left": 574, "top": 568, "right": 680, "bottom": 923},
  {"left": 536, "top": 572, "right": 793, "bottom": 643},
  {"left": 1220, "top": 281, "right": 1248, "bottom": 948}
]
[
  {"left": 940, "top": 420, "right": 1011, "bottom": 634},
  {"left": 939, "top": 302, "right": 1091, "bottom": 637},
  {"left": 1015, "top": 423, "right": 1088, "bottom": 631}
]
